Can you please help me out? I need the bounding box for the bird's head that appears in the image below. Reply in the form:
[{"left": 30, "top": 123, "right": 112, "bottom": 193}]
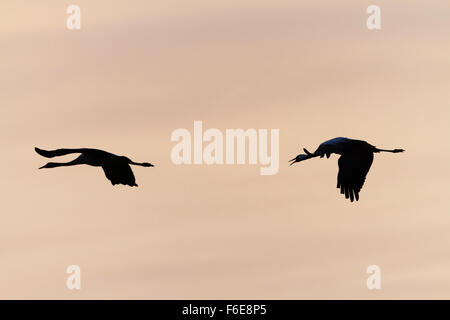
[
  {"left": 39, "top": 162, "right": 59, "bottom": 169},
  {"left": 289, "top": 153, "right": 312, "bottom": 166}
]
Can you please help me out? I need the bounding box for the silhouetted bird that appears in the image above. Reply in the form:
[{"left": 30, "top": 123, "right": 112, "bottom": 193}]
[
  {"left": 35, "top": 147, "right": 154, "bottom": 187},
  {"left": 289, "top": 137, "right": 404, "bottom": 202}
]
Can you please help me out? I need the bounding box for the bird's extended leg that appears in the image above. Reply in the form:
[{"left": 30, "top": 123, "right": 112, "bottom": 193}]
[
  {"left": 375, "top": 148, "right": 405, "bottom": 153},
  {"left": 129, "top": 161, "right": 154, "bottom": 167}
]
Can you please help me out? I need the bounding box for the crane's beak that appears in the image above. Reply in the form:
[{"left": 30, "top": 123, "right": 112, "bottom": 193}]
[
  {"left": 289, "top": 154, "right": 311, "bottom": 166},
  {"left": 289, "top": 157, "right": 297, "bottom": 166}
]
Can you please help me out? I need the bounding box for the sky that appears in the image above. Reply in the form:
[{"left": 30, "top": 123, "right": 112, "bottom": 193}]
[{"left": 1, "top": 0, "right": 449, "bottom": 299}]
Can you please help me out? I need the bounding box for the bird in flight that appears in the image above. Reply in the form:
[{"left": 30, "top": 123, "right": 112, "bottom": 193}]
[
  {"left": 35, "top": 147, "right": 154, "bottom": 187},
  {"left": 289, "top": 137, "right": 404, "bottom": 202}
]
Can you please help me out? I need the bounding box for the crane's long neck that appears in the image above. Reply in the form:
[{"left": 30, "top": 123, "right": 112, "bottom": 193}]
[{"left": 39, "top": 158, "right": 84, "bottom": 169}]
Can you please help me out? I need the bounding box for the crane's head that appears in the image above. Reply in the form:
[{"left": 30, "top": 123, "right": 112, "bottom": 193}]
[
  {"left": 39, "top": 162, "right": 59, "bottom": 169},
  {"left": 289, "top": 149, "right": 316, "bottom": 166}
]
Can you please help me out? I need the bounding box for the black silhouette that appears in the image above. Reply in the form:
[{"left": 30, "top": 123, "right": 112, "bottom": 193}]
[
  {"left": 289, "top": 137, "right": 404, "bottom": 202},
  {"left": 35, "top": 147, "right": 154, "bottom": 187}
]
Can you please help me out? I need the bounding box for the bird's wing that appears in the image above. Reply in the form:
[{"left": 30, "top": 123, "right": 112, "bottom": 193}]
[
  {"left": 102, "top": 163, "right": 138, "bottom": 187},
  {"left": 34, "top": 148, "right": 84, "bottom": 158},
  {"left": 336, "top": 151, "right": 373, "bottom": 202}
]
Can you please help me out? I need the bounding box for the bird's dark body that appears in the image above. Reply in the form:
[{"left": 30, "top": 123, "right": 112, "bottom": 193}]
[
  {"left": 290, "top": 137, "right": 404, "bottom": 202},
  {"left": 77, "top": 149, "right": 114, "bottom": 167},
  {"left": 35, "top": 147, "right": 153, "bottom": 187}
]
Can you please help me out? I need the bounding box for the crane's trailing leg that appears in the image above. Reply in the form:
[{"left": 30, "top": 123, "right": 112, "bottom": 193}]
[{"left": 375, "top": 148, "right": 405, "bottom": 153}]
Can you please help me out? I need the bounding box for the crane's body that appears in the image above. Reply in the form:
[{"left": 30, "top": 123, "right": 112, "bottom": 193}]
[
  {"left": 289, "top": 137, "right": 404, "bottom": 202},
  {"left": 35, "top": 147, "right": 154, "bottom": 187}
]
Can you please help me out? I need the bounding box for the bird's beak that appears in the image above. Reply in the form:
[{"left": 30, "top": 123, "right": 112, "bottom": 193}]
[
  {"left": 289, "top": 158, "right": 297, "bottom": 166},
  {"left": 289, "top": 153, "right": 314, "bottom": 166}
]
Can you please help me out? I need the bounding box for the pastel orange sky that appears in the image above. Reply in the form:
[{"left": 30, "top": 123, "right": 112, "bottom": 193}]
[{"left": 1, "top": 0, "right": 449, "bottom": 299}]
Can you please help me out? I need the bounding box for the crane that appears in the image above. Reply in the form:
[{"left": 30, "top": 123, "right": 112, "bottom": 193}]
[
  {"left": 289, "top": 137, "right": 404, "bottom": 202},
  {"left": 35, "top": 147, "right": 154, "bottom": 187}
]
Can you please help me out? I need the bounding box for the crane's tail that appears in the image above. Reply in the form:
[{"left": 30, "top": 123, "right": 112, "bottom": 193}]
[{"left": 34, "top": 147, "right": 84, "bottom": 158}]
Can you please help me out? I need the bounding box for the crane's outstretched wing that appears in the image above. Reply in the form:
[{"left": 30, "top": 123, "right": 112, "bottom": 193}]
[
  {"left": 35, "top": 147, "right": 84, "bottom": 158},
  {"left": 336, "top": 151, "right": 373, "bottom": 202},
  {"left": 102, "top": 163, "right": 138, "bottom": 187}
]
